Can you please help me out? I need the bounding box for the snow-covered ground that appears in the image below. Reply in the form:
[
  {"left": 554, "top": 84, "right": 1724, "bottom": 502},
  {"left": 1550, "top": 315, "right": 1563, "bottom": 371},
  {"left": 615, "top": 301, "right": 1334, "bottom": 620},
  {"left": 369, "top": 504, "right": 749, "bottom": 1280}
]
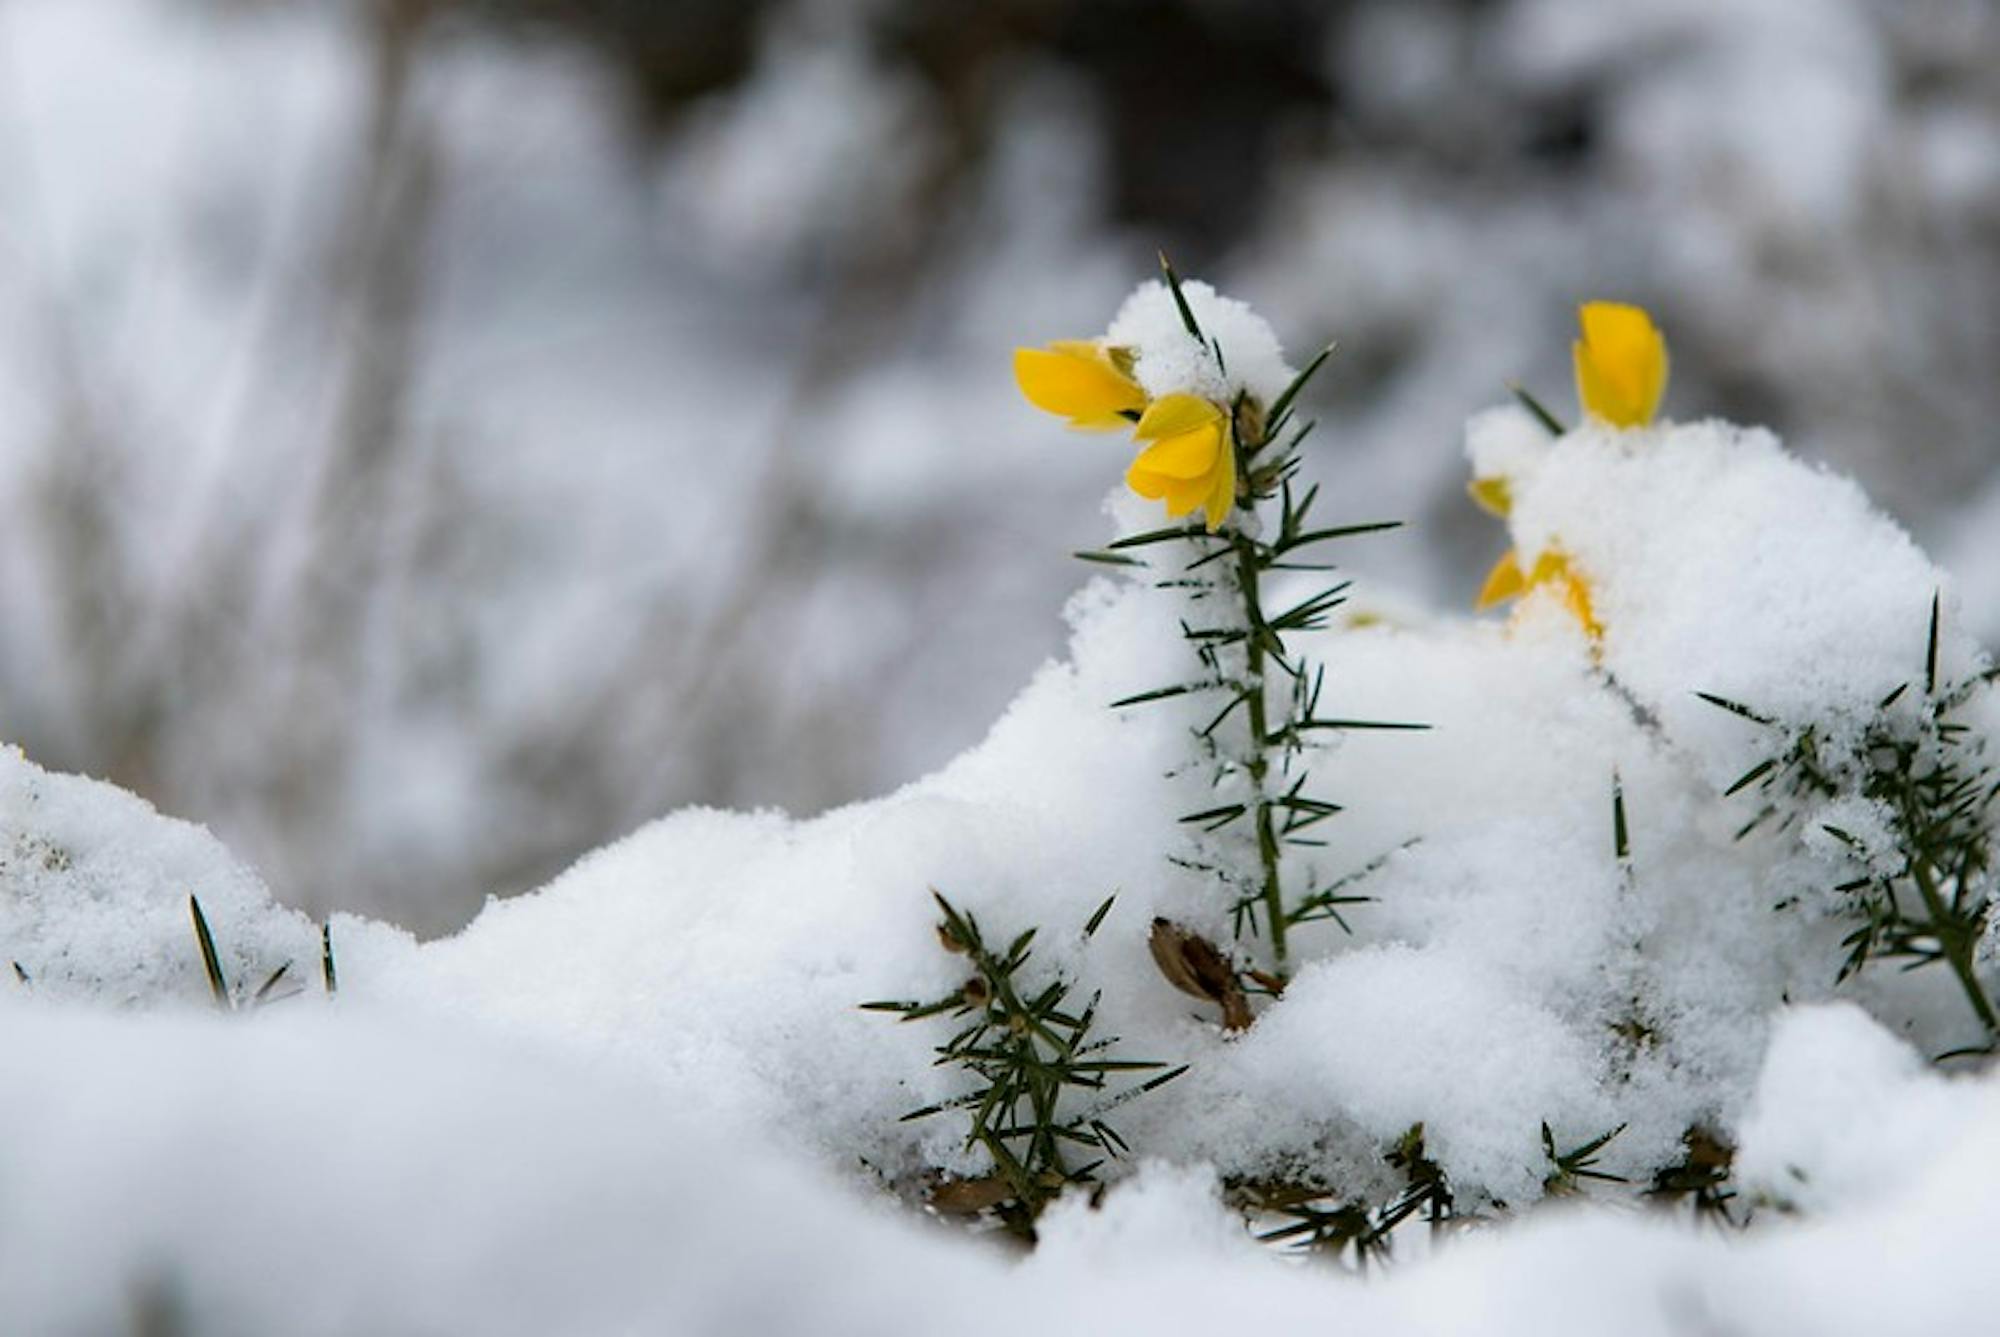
[
  {"left": 5, "top": 1002, "right": 1998, "bottom": 1336},
  {"left": 5, "top": 1, "right": 2000, "bottom": 1324},
  {"left": 7, "top": 294, "right": 2000, "bottom": 1325}
]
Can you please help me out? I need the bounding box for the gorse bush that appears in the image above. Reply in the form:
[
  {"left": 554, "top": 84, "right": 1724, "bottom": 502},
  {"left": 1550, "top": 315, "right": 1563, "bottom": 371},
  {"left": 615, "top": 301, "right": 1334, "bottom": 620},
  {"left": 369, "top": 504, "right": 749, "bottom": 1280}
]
[
  {"left": 1021, "top": 259, "right": 1407, "bottom": 987},
  {"left": 869, "top": 262, "right": 2000, "bottom": 1255}
]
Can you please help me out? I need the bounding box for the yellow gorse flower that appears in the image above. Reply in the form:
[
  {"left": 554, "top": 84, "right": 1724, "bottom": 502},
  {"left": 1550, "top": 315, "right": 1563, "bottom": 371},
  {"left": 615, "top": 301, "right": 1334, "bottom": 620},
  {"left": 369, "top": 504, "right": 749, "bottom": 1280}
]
[
  {"left": 1573, "top": 301, "right": 1667, "bottom": 428},
  {"left": 1475, "top": 548, "right": 1601, "bottom": 640},
  {"left": 1012, "top": 340, "right": 1147, "bottom": 431},
  {"left": 1014, "top": 341, "right": 1239, "bottom": 533},
  {"left": 1471, "top": 301, "right": 1667, "bottom": 639},
  {"left": 1467, "top": 475, "right": 1512, "bottom": 518},
  {"left": 1125, "top": 394, "right": 1235, "bottom": 533}
]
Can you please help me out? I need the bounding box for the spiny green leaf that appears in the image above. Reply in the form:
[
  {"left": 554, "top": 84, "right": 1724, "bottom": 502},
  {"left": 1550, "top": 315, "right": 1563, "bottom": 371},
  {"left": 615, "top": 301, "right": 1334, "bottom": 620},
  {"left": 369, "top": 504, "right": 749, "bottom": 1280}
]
[
  {"left": 1108, "top": 682, "right": 1202, "bottom": 709},
  {"left": 1158, "top": 251, "right": 1204, "bottom": 341},
  {"left": 1694, "top": 691, "right": 1775, "bottom": 725},
  {"left": 252, "top": 961, "right": 294, "bottom": 1005},
  {"left": 1724, "top": 758, "right": 1778, "bottom": 797},
  {"left": 1926, "top": 590, "right": 1941, "bottom": 697},
  {"left": 1108, "top": 524, "right": 1217, "bottom": 550},
  {"left": 188, "top": 895, "right": 229, "bottom": 1010},
  {"left": 1613, "top": 776, "right": 1631, "bottom": 863},
  {"left": 1265, "top": 342, "right": 1336, "bottom": 435},
  {"left": 1508, "top": 380, "right": 1567, "bottom": 435},
  {"left": 1083, "top": 895, "right": 1117, "bottom": 938},
  {"left": 1274, "top": 520, "right": 1401, "bottom": 554},
  {"left": 1295, "top": 717, "right": 1431, "bottom": 734}
]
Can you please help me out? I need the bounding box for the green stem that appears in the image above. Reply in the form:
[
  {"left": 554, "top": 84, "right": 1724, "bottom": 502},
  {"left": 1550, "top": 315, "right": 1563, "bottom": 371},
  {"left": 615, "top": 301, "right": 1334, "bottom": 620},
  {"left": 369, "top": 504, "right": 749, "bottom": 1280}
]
[
  {"left": 1910, "top": 853, "right": 2000, "bottom": 1041},
  {"left": 1231, "top": 506, "right": 1288, "bottom": 977}
]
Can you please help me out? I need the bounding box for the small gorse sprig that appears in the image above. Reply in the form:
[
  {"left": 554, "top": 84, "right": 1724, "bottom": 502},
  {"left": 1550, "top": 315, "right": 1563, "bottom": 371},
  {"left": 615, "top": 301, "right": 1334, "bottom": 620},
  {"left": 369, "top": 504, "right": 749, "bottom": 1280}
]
[
  {"left": 862, "top": 892, "right": 1184, "bottom": 1238},
  {"left": 1227, "top": 1123, "right": 1455, "bottom": 1270},
  {"left": 1705, "top": 596, "right": 2000, "bottom": 1054},
  {"left": 1016, "top": 258, "right": 1407, "bottom": 984}
]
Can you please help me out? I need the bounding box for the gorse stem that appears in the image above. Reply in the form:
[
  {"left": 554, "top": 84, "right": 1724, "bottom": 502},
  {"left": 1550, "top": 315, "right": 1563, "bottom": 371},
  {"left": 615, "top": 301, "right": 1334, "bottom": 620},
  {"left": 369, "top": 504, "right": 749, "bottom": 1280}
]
[
  {"left": 1914, "top": 854, "right": 2000, "bottom": 1040},
  {"left": 1095, "top": 257, "right": 1413, "bottom": 989},
  {"left": 1231, "top": 528, "right": 1289, "bottom": 973}
]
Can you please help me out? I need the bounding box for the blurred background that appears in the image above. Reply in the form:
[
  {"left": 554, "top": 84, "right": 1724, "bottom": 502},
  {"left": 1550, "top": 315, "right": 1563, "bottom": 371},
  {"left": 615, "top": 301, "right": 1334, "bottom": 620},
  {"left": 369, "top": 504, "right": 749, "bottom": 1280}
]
[{"left": 1, "top": 0, "right": 1996, "bottom": 935}]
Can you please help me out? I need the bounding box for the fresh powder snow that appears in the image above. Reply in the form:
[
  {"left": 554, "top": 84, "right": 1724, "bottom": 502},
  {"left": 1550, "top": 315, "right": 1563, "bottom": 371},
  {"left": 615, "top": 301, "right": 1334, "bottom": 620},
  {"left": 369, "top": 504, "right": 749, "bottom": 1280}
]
[{"left": 4, "top": 338, "right": 1999, "bottom": 1328}]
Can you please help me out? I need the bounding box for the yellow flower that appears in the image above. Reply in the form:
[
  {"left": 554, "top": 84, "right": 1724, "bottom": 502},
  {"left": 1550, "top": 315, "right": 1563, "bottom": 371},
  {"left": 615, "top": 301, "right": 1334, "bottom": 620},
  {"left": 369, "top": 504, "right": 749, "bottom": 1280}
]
[
  {"left": 1125, "top": 393, "right": 1236, "bottom": 532},
  {"left": 1573, "top": 301, "right": 1668, "bottom": 428},
  {"left": 1475, "top": 550, "right": 1526, "bottom": 609},
  {"left": 1476, "top": 548, "right": 1600, "bottom": 639},
  {"left": 1013, "top": 340, "right": 1147, "bottom": 431},
  {"left": 1467, "top": 476, "right": 1513, "bottom": 518}
]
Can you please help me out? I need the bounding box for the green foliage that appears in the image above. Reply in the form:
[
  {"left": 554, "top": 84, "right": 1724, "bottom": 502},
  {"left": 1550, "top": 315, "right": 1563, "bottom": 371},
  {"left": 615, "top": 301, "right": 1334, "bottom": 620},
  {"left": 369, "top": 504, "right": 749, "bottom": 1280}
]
[
  {"left": 1647, "top": 1127, "right": 1743, "bottom": 1229},
  {"left": 1230, "top": 1124, "right": 1455, "bottom": 1270},
  {"left": 1541, "top": 1120, "right": 1628, "bottom": 1196},
  {"left": 862, "top": 892, "right": 1185, "bottom": 1239},
  {"left": 1705, "top": 596, "right": 2000, "bottom": 1051},
  {"left": 185, "top": 894, "right": 321, "bottom": 1011},
  {"left": 1507, "top": 380, "right": 1568, "bottom": 436}
]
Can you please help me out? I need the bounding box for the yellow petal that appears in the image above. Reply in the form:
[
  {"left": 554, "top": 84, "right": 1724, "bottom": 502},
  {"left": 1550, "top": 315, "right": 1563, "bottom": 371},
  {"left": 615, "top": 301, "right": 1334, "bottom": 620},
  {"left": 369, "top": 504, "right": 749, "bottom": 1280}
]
[
  {"left": 1013, "top": 342, "right": 1146, "bottom": 430},
  {"left": 1201, "top": 433, "right": 1237, "bottom": 532},
  {"left": 1526, "top": 550, "right": 1571, "bottom": 585},
  {"left": 1573, "top": 343, "right": 1634, "bottom": 426},
  {"left": 1124, "top": 393, "right": 1234, "bottom": 529},
  {"left": 1125, "top": 459, "right": 1211, "bottom": 513},
  {"left": 1134, "top": 393, "right": 1224, "bottom": 441},
  {"left": 1467, "top": 476, "right": 1513, "bottom": 517},
  {"left": 1561, "top": 576, "right": 1602, "bottom": 640},
  {"left": 1524, "top": 549, "right": 1603, "bottom": 639},
  {"left": 1476, "top": 550, "right": 1526, "bottom": 610},
  {"left": 1129, "top": 423, "right": 1222, "bottom": 479},
  {"left": 1145, "top": 471, "right": 1212, "bottom": 519},
  {"left": 1125, "top": 460, "right": 1171, "bottom": 500},
  {"left": 1573, "top": 302, "right": 1667, "bottom": 428}
]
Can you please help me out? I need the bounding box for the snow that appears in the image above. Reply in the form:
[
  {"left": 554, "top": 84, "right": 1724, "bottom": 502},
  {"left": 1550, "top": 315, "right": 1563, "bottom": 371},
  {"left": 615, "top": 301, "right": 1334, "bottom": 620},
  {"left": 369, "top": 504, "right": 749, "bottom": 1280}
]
[
  {"left": 0, "top": 744, "right": 316, "bottom": 1006},
  {"left": 1735, "top": 1004, "right": 1990, "bottom": 1215},
  {"left": 0, "top": 0, "right": 1991, "bottom": 1314},
  {"left": 1106, "top": 279, "right": 1297, "bottom": 407},
  {"left": 1498, "top": 419, "right": 1961, "bottom": 748},
  {"left": 1, "top": 1001, "right": 1998, "bottom": 1333},
  {"left": 7, "top": 328, "right": 2000, "bottom": 1325}
]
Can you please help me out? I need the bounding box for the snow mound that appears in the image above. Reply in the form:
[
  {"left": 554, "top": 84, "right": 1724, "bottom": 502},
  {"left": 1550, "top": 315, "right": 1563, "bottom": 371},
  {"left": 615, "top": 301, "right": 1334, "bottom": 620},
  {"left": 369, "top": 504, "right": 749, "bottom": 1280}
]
[
  {"left": 0, "top": 746, "right": 316, "bottom": 1006},
  {"left": 0, "top": 1005, "right": 1997, "bottom": 1334}
]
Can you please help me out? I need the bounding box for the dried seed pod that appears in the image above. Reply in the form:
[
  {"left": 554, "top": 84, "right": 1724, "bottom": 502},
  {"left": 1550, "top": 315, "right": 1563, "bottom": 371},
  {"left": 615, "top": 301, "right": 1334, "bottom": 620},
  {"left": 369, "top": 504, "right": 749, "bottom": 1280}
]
[
  {"left": 1148, "top": 918, "right": 1254, "bottom": 1031},
  {"left": 1233, "top": 395, "right": 1267, "bottom": 451},
  {"left": 927, "top": 1175, "right": 1014, "bottom": 1215},
  {"left": 1244, "top": 968, "right": 1287, "bottom": 997}
]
